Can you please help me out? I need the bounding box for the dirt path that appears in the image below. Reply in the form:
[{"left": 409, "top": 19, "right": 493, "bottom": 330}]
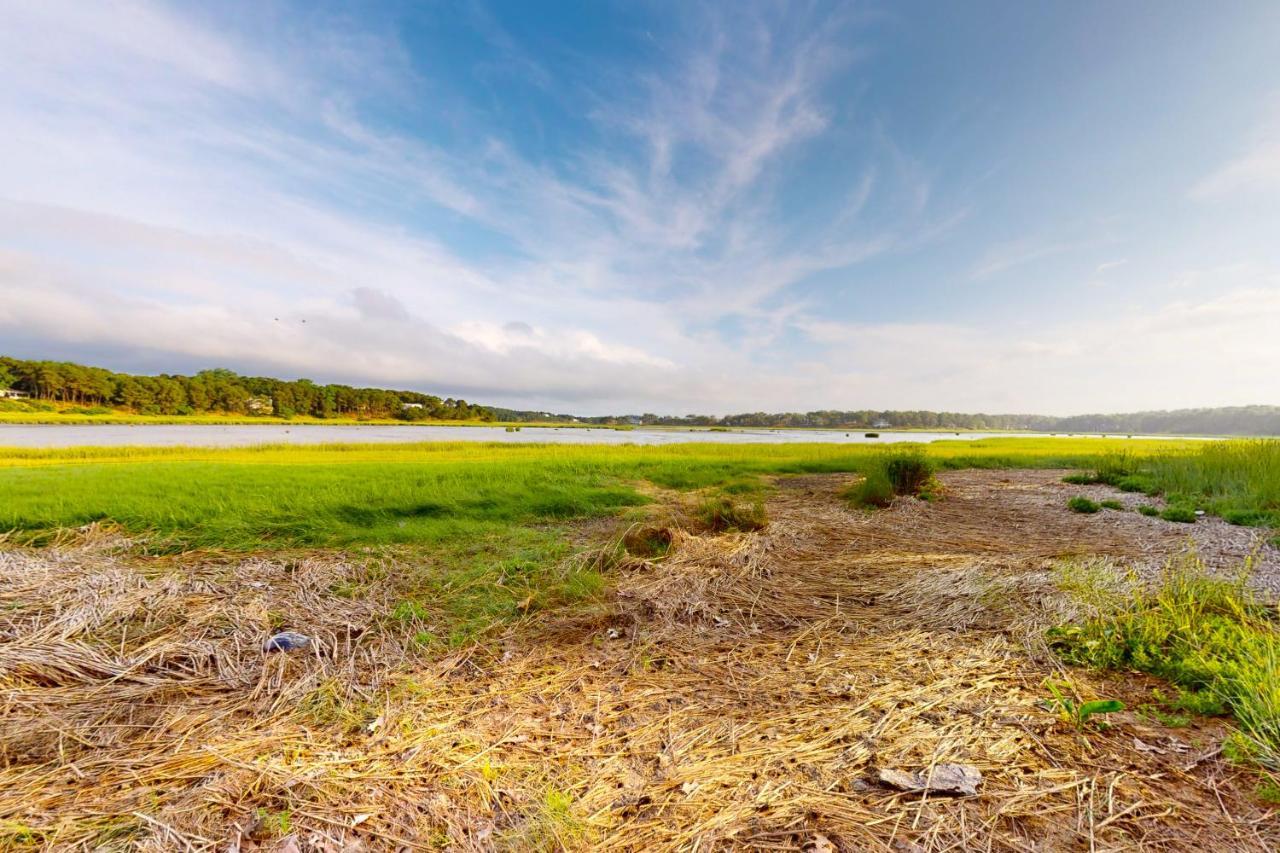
[{"left": 1, "top": 470, "right": 1276, "bottom": 851}]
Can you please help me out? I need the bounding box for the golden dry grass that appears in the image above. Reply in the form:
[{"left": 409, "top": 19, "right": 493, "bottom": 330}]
[{"left": 1, "top": 471, "right": 1276, "bottom": 851}]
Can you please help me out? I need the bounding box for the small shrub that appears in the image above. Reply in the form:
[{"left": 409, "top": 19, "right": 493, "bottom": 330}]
[
  {"left": 885, "top": 451, "right": 935, "bottom": 496},
  {"left": 1068, "top": 496, "right": 1101, "bottom": 514},
  {"left": 1100, "top": 499, "right": 1124, "bottom": 510},
  {"left": 696, "top": 496, "right": 767, "bottom": 533},
  {"left": 1062, "top": 473, "right": 1095, "bottom": 485},
  {"left": 1160, "top": 506, "right": 1197, "bottom": 524},
  {"left": 1138, "top": 505, "right": 1160, "bottom": 517}
]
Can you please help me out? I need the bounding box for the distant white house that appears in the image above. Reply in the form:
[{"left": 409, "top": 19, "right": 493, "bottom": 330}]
[
  {"left": 872, "top": 419, "right": 891, "bottom": 429},
  {"left": 402, "top": 402, "right": 424, "bottom": 409},
  {"left": 0, "top": 389, "right": 30, "bottom": 399},
  {"left": 246, "top": 396, "right": 274, "bottom": 415}
]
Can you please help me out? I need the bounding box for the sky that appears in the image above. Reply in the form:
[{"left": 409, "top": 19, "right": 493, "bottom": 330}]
[{"left": 1, "top": 0, "right": 1278, "bottom": 416}]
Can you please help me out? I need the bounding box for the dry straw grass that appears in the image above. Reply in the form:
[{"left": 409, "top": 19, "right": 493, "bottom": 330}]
[{"left": 1, "top": 471, "right": 1276, "bottom": 850}]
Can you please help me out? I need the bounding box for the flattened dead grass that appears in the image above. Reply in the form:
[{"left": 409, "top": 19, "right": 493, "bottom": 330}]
[{"left": 0, "top": 471, "right": 1276, "bottom": 851}]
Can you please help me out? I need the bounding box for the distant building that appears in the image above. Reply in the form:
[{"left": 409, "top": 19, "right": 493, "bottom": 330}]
[
  {"left": 872, "top": 419, "right": 891, "bottom": 429},
  {"left": 402, "top": 402, "right": 424, "bottom": 409},
  {"left": 246, "top": 396, "right": 274, "bottom": 414},
  {"left": 0, "top": 389, "right": 29, "bottom": 399}
]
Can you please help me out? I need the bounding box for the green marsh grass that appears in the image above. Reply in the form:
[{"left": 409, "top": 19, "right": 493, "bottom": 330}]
[
  {"left": 1050, "top": 554, "right": 1280, "bottom": 772},
  {"left": 0, "top": 438, "right": 1206, "bottom": 549},
  {"left": 1066, "top": 440, "right": 1280, "bottom": 530}
]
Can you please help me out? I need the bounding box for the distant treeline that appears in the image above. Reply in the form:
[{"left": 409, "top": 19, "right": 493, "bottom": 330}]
[
  {"left": 3, "top": 357, "right": 1275, "bottom": 433},
  {"left": 0, "top": 357, "right": 493, "bottom": 421},
  {"left": 492, "top": 406, "right": 1280, "bottom": 436}
]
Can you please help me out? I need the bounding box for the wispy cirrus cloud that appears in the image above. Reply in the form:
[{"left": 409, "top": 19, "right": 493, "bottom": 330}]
[{"left": 0, "top": 0, "right": 934, "bottom": 411}]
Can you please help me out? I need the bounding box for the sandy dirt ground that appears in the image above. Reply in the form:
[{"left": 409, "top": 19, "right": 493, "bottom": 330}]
[{"left": 1, "top": 470, "right": 1276, "bottom": 851}]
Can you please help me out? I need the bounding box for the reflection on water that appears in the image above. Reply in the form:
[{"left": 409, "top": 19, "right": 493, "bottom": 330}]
[{"left": 0, "top": 424, "right": 1171, "bottom": 449}]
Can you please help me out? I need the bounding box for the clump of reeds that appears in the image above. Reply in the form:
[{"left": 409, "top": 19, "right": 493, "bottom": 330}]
[{"left": 843, "top": 450, "right": 938, "bottom": 508}]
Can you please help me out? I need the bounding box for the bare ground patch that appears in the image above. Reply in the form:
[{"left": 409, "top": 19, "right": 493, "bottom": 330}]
[{"left": 0, "top": 470, "right": 1276, "bottom": 850}]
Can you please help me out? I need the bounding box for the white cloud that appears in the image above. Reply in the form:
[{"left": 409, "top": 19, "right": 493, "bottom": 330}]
[
  {"left": 1192, "top": 141, "right": 1280, "bottom": 199},
  {"left": 792, "top": 280, "right": 1280, "bottom": 414}
]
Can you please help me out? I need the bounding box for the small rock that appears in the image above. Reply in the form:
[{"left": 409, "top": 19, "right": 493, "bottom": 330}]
[
  {"left": 877, "top": 763, "right": 982, "bottom": 796},
  {"left": 263, "top": 631, "right": 312, "bottom": 653}
]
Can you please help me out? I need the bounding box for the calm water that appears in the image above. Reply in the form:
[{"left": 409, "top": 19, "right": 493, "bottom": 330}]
[{"left": 0, "top": 424, "right": 1170, "bottom": 449}]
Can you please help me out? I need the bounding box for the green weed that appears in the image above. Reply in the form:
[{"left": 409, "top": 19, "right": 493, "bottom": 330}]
[
  {"left": 1160, "top": 506, "right": 1197, "bottom": 524},
  {"left": 1042, "top": 678, "right": 1124, "bottom": 729},
  {"left": 1138, "top": 505, "right": 1160, "bottom": 517},
  {"left": 1068, "top": 496, "right": 1101, "bottom": 514},
  {"left": 1100, "top": 499, "right": 1125, "bottom": 510}
]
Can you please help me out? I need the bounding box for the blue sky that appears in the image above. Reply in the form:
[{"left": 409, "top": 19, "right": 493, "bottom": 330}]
[{"left": 2, "top": 0, "right": 1278, "bottom": 414}]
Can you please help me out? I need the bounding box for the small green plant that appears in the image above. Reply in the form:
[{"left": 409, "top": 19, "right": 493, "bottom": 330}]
[
  {"left": 1062, "top": 473, "right": 1094, "bottom": 485},
  {"left": 391, "top": 599, "right": 431, "bottom": 622},
  {"left": 1138, "top": 505, "right": 1160, "bottom": 517},
  {"left": 1043, "top": 679, "right": 1124, "bottom": 729},
  {"left": 1257, "top": 779, "right": 1280, "bottom": 805},
  {"left": 1160, "top": 506, "right": 1197, "bottom": 523},
  {"left": 1169, "top": 686, "right": 1228, "bottom": 717},
  {"left": 1068, "top": 496, "right": 1101, "bottom": 514},
  {"left": 1099, "top": 499, "right": 1124, "bottom": 510},
  {"left": 1138, "top": 704, "right": 1191, "bottom": 728},
  {"left": 255, "top": 807, "right": 291, "bottom": 837}
]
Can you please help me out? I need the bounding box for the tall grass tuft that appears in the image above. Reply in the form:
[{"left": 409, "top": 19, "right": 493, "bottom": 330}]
[{"left": 844, "top": 450, "right": 937, "bottom": 509}]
